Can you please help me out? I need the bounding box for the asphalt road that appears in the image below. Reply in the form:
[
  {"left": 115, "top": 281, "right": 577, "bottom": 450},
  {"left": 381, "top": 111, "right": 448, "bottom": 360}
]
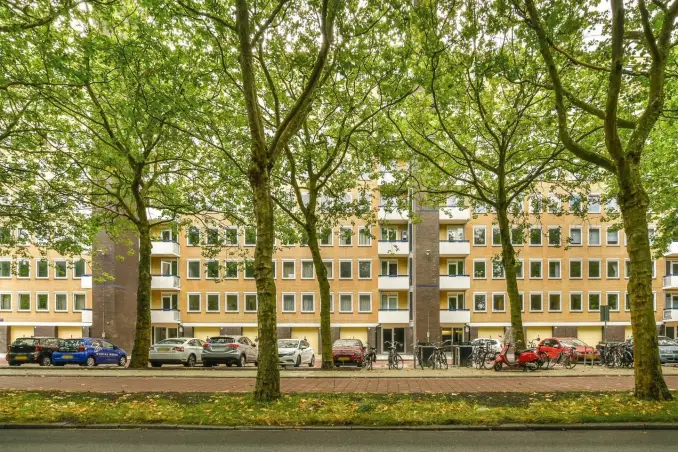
[{"left": 1, "top": 429, "right": 677, "bottom": 451}]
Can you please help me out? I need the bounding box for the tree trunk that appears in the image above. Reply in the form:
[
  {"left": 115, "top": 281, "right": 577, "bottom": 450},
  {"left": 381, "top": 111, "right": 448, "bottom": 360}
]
[
  {"left": 305, "top": 216, "right": 333, "bottom": 369},
  {"left": 496, "top": 207, "right": 525, "bottom": 349},
  {"left": 618, "top": 163, "right": 672, "bottom": 400},
  {"left": 251, "top": 170, "right": 281, "bottom": 401},
  {"left": 129, "top": 225, "right": 152, "bottom": 368}
]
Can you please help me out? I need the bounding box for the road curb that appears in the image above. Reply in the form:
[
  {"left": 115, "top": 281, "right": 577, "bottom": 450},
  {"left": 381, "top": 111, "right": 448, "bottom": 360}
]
[{"left": 1, "top": 422, "right": 678, "bottom": 431}]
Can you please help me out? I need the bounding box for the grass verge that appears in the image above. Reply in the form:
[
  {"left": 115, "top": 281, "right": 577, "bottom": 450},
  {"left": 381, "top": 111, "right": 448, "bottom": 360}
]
[{"left": 0, "top": 391, "right": 677, "bottom": 426}]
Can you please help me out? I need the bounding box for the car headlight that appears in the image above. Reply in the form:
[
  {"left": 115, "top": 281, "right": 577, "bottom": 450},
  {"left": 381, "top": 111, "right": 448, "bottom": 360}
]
[{"left": 280, "top": 351, "right": 294, "bottom": 356}]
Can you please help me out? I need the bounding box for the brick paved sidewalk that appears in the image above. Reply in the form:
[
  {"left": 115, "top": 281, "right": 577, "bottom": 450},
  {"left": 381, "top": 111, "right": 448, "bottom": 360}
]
[{"left": 1, "top": 374, "right": 677, "bottom": 393}]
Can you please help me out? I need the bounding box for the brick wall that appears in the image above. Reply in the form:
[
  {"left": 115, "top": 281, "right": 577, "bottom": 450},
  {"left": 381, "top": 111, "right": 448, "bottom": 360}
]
[{"left": 413, "top": 194, "right": 441, "bottom": 344}]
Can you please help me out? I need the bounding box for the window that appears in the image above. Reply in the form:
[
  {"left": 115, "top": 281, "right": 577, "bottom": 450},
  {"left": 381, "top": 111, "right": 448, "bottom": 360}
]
[
  {"left": 570, "top": 194, "right": 582, "bottom": 212},
  {"left": 206, "top": 260, "right": 219, "bottom": 279},
  {"left": 206, "top": 293, "right": 220, "bottom": 312},
  {"left": 17, "top": 228, "right": 29, "bottom": 245},
  {"left": 530, "top": 293, "right": 543, "bottom": 312},
  {"left": 492, "top": 227, "right": 501, "bottom": 246},
  {"left": 492, "top": 260, "right": 505, "bottom": 279},
  {"left": 588, "top": 195, "right": 601, "bottom": 213},
  {"left": 570, "top": 292, "right": 583, "bottom": 312},
  {"left": 473, "top": 260, "right": 486, "bottom": 279},
  {"left": 340, "top": 293, "right": 353, "bottom": 312},
  {"left": 188, "top": 293, "right": 201, "bottom": 312},
  {"left": 492, "top": 293, "right": 505, "bottom": 312},
  {"left": 530, "top": 196, "right": 543, "bottom": 213},
  {"left": 73, "top": 293, "right": 86, "bottom": 311},
  {"left": 225, "top": 293, "right": 238, "bottom": 312},
  {"left": 17, "top": 293, "right": 30, "bottom": 311},
  {"left": 548, "top": 260, "right": 561, "bottom": 279},
  {"left": 0, "top": 293, "right": 11, "bottom": 311},
  {"left": 570, "top": 227, "right": 582, "bottom": 246},
  {"left": 473, "top": 227, "right": 486, "bottom": 246},
  {"left": 358, "top": 228, "right": 372, "bottom": 246},
  {"left": 547, "top": 195, "right": 561, "bottom": 214},
  {"left": 588, "top": 292, "right": 601, "bottom": 311},
  {"left": 606, "top": 228, "right": 619, "bottom": 246},
  {"left": 381, "top": 227, "right": 397, "bottom": 241},
  {"left": 74, "top": 259, "right": 86, "bottom": 278},
  {"left": 606, "top": 197, "right": 620, "bottom": 212},
  {"left": 187, "top": 227, "right": 200, "bottom": 246},
  {"left": 244, "top": 260, "right": 255, "bottom": 279},
  {"left": 206, "top": 228, "right": 219, "bottom": 246},
  {"left": 380, "top": 293, "right": 398, "bottom": 310},
  {"left": 339, "top": 260, "right": 352, "bottom": 279},
  {"left": 301, "top": 293, "right": 315, "bottom": 312},
  {"left": 36, "top": 293, "right": 49, "bottom": 312},
  {"left": 339, "top": 226, "right": 352, "bottom": 246},
  {"left": 36, "top": 260, "right": 48, "bottom": 279},
  {"left": 511, "top": 227, "right": 524, "bottom": 246},
  {"left": 0, "top": 260, "right": 10, "bottom": 278},
  {"left": 244, "top": 227, "right": 257, "bottom": 246},
  {"left": 447, "top": 260, "right": 464, "bottom": 276},
  {"left": 17, "top": 260, "right": 30, "bottom": 278},
  {"left": 569, "top": 260, "right": 583, "bottom": 279},
  {"left": 245, "top": 293, "right": 258, "bottom": 312},
  {"left": 548, "top": 293, "right": 562, "bottom": 312},
  {"left": 589, "top": 259, "right": 602, "bottom": 279},
  {"left": 358, "top": 260, "right": 372, "bottom": 279},
  {"left": 515, "top": 260, "right": 524, "bottom": 279},
  {"left": 588, "top": 227, "right": 601, "bottom": 246},
  {"left": 475, "top": 204, "right": 488, "bottom": 214},
  {"left": 357, "top": 293, "right": 372, "bottom": 313},
  {"left": 54, "top": 260, "right": 67, "bottom": 279},
  {"left": 319, "top": 228, "right": 332, "bottom": 246},
  {"left": 224, "top": 227, "right": 238, "bottom": 245},
  {"left": 607, "top": 292, "right": 620, "bottom": 312},
  {"left": 299, "top": 233, "right": 309, "bottom": 246},
  {"left": 54, "top": 293, "right": 67, "bottom": 312},
  {"left": 447, "top": 293, "right": 465, "bottom": 310},
  {"left": 301, "top": 260, "right": 315, "bottom": 279},
  {"left": 282, "top": 260, "right": 295, "bottom": 279},
  {"left": 473, "top": 293, "right": 487, "bottom": 312},
  {"left": 529, "top": 260, "right": 542, "bottom": 279},
  {"left": 187, "top": 260, "right": 201, "bottom": 279},
  {"left": 548, "top": 226, "right": 561, "bottom": 246},
  {"left": 225, "top": 261, "right": 238, "bottom": 279},
  {"left": 529, "top": 227, "right": 542, "bottom": 246},
  {"left": 323, "top": 260, "right": 333, "bottom": 279},
  {"left": 447, "top": 226, "right": 464, "bottom": 241},
  {"left": 282, "top": 293, "right": 295, "bottom": 312},
  {"left": 607, "top": 259, "right": 620, "bottom": 279}
]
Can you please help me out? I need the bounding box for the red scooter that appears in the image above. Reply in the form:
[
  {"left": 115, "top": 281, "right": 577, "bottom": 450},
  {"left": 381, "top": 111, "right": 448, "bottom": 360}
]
[{"left": 493, "top": 341, "right": 542, "bottom": 371}]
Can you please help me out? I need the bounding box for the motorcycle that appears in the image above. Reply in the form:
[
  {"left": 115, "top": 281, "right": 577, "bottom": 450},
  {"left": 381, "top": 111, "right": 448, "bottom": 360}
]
[{"left": 493, "top": 341, "right": 542, "bottom": 371}]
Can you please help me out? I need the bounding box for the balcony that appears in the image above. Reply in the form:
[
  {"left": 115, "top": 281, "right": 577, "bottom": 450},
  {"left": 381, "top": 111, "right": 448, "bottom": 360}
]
[
  {"left": 378, "top": 309, "right": 409, "bottom": 324},
  {"left": 439, "top": 309, "right": 471, "bottom": 324},
  {"left": 80, "top": 275, "right": 92, "bottom": 289},
  {"left": 664, "top": 275, "right": 678, "bottom": 289},
  {"left": 439, "top": 275, "right": 471, "bottom": 290},
  {"left": 665, "top": 242, "right": 678, "bottom": 257},
  {"left": 378, "top": 275, "right": 410, "bottom": 291},
  {"left": 439, "top": 207, "right": 471, "bottom": 223},
  {"left": 378, "top": 205, "right": 409, "bottom": 223},
  {"left": 439, "top": 240, "right": 471, "bottom": 256},
  {"left": 81, "top": 309, "right": 93, "bottom": 324},
  {"left": 378, "top": 240, "right": 409, "bottom": 256},
  {"left": 151, "top": 241, "right": 180, "bottom": 257},
  {"left": 151, "top": 309, "right": 181, "bottom": 324},
  {"left": 663, "top": 308, "right": 678, "bottom": 322},
  {"left": 151, "top": 275, "right": 180, "bottom": 291}
]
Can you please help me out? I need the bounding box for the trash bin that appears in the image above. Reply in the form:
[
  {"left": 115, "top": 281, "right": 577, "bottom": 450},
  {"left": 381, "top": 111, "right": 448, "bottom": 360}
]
[
  {"left": 418, "top": 343, "right": 435, "bottom": 368},
  {"left": 458, "top": 343, "right": 473, "bottom": 366}
]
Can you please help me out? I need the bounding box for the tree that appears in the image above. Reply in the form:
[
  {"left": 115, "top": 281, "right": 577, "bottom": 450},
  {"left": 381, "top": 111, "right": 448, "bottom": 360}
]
[{"left": 513, "top": 0, "right": 676, "bottom": 400}]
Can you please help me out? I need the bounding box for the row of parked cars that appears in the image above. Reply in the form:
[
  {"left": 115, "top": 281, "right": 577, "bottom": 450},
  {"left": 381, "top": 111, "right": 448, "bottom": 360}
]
[{"left": 6, "top": 337, "right": 128, "bottom": 367}]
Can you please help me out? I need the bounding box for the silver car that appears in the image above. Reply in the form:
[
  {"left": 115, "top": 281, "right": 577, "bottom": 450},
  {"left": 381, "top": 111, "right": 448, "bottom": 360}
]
[
  {"left": 278, "top": 339, "right": 315, "bottom": 367},
  {"left": 201, "top": 335, "right": 258, "bottom": 367},
  {"left": 149, "top": 337, "right": 205, "bottom": 367}
]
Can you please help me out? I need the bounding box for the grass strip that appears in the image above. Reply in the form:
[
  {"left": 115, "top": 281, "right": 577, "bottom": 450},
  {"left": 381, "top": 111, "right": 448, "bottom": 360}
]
[{"left": 0, "top": 391, "right": 677, "bottom": 426}]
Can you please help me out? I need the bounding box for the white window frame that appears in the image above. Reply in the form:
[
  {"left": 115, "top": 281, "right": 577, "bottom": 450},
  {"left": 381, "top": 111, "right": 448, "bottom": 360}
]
[
  {"left": 569, "top": 291, "right": 584, "bottom": 313},
  {"left": 547, "top": 291, "right": 562, "bottom": 313},
  {"left": 0, "top": 258, "right": 11, "bottom": 279},
  {"left": 491, "top": 226, "right": 502, "bottom": 246},
  {"left": 588, "top": 194, "right": 601, "bottom": 213},
  {"left": 224, "top": 260, "right": 238, "bottom": 280},
  {"left": 205, "top": 292, "right": 220, "bottom": 312},
  {"left": 606, "top": 291, "right": 621, "bottom": 312},
  {"left": 319, "top": 228, "right": 333, "bottom": 246},
  {"left": 243, "top": 259, "right": 255, "bottom": 280},
  {"left": 223, "top": 226, "right": 238, "bottom": 245},
  {"left": 339, "top": 292, "right": 353, "bottom": 313},
  {"left": 547, "top": 259, "right": 561, "bottom": 279},
  {"left": 244, "top": 227, "right": 257, "bottom": 246},
  {"left": 225, "top": 292, "right": 239, "bottom": 313},
  {"left": 515, "top": 259, "right": 524, "bottom": 279},
  {"left": 322, "top": 259, "right": 334, "bottom": 280},
  {"left": 282, "top": 260, "right": 296, "bottom": 280},
  {"left": 339, "top": 259, "right": 353, "bottom": 279},
  {"left": 339, "top": 226, "right": 353, "bottom": 246},
  {"left": 205, "top": 259, "right": 220, "bottom": 280},
  {"left": 624, "top": 259, "right": 630, "bottom": 279},
  {"left": 569, "top": 226, "right": 583, "bottom": 246},
  {"left": 301, "top": 259, "right": 315, "bottom": 280},
  {"left": 358, "top": 259, "right": 372, "bottom": 280},
  {"left": 35, "top": 259, "right": 49, "bottom": 279},
  {"left": 72, "top": 292, "right": 86, "bottom": 312},
  {"left": 36, "top": 291, "right": 50, "bottom": 312},
  {"left": 472, "top": 259, "right": 486, "bottom": 279},
  {"left": 281, "top": 292, "right": 296, "bottom": 313},
  {"left": 205, "top": 227, "right": 219, "bottom": 246},
  {"left": 244, "top": 293, "right": 258, "bottom": 312},
  {"left": 473, "top": 292, "right": 487, "bottom": 313},
  {"left": 330, "top": 293, "right": 335, "bottom": 313},
  {"left": 358, "top": 227, "right": 372, "bottom": 246},
  {"left": 491, "top": 259, "right": 505, "bottom": 280},
  {"left": 187, "top": 293, "right": 201, "bottom": 313},
  {"left": 588, "top": 226, "right": 602, "bottom": 246},
  {"left": 54, "top": 292, "right": 68, "bottom": 313},
  {"left": 529, "top": 259, "right": 542, "bottom": 279},
  {"left": 16, "top": 259, "right": 30, "bottom": 279},
  {"left": 529, "top": 292, "right": 543, "bottom": 313},
  {"left": 54, "top": 259, "right": 68, "bottom": 279},
  {"left": 186, "top": 259, "right": 201, "bottom": 280},
  {"left": 301, "top": 292, "right": 315, "bottom": 313},
  {"left": 529, "top": 227, "right": 542, "bottom": 246},
  {"left": 0, "top": 292, "right": 11, "bottom": 311},
  {"left": 491, "top": 292, "right": 506, "bottom": 313},
  {"left": 588, "top": 259, "right": 602, "bottom": 279},
  {"left": 511, "top": 227, "right": 524, "bottom": 246},
  {"left": 186, "top": 227, "right": 200, "bottom": 246},
  {"left": 569, "top": 259, "right": 583, "bottom": 280},
  {"left": 547, "top": 226, "right": 561, "bottom": 247},
  {"left": 473, "top": 226, "right": 487, "bottom": 246},
  {"left": 17, "top": 292, "right": 31, "bottom": 312},
  {"left": 358, "top": 293, "right": 372, "bottom": 313},
  {"left": 606, "top": 228, "right": 620, "bottom": 246},
  {"left": 588, "top": 291, "right": 602, "bottom": 312},
  {"left": 606, "top": 258, "right": 620, "bottom": 280}
]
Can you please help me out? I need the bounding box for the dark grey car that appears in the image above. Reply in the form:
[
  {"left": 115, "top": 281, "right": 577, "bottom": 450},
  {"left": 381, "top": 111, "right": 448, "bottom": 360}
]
[{"left": 201, "top": 335, "right": 258, "bottom": 367}]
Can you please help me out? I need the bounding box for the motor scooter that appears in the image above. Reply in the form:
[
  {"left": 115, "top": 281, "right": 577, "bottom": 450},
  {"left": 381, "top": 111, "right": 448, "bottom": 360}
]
[{"left": 493, "top": 341, "right": 542, "bottom": 371}]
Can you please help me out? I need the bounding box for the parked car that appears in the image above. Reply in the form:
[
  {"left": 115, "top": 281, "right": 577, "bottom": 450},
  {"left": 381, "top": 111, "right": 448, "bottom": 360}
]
[
  {"left": 537, "top": 337, "right": 599, "bottom": 360},
  {"left": 51, "top": 338, "right": 128, "bottom": 367},
  {"left": 470, "top": 338, "right": 502, "bottom": 354},
  {"left": 5, "top": 337, "right": 60, "bottom": 366},
  {"left": 201, "top": 335, "right": 258, "bottom": 367},
  {"left": 149, "top": 337, "right": 206, "bottom": 367},
  {"left": 278, "top": 339, "right": 315, "bottom": 368},
  {"left": 332, "top": 338, "right": 364, "bottom": 366},
  {"left": 626, "top": 336, "right": 678, "bottom": 364}
]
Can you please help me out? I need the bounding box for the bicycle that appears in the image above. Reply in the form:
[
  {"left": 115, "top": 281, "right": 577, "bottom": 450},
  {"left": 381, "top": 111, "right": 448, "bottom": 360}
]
[
  {"left": 411, "top": 342, "right": 425, "bottom": 370},
  {"left": 362, "top": 344, "right": 377, "bottom": 370},
  {"left": 426, "top": 342, "right": 449, "bottom": 369},
  {"left": 466, "top": 341, "right": 497, "bottom": 369},
  {"left": 538, "top": 349, "right": 577, "bottom": 369},
  {"left": 385, "top": 341, "right": 404, "bottom": 370}
]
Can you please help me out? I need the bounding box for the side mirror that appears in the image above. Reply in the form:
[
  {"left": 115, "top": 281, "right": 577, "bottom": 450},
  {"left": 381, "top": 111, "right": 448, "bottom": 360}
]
[{"left": 112, "top": 345, "right": 118, "bottom": 350}]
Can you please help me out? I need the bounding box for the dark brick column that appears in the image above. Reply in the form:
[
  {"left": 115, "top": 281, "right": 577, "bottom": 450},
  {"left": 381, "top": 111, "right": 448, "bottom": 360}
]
[
  {"left": 92, "top": 231, "right": 139, "bottom": 352},
  {"left": 412, "top": 194, "right": 441, "bottom": 345}
]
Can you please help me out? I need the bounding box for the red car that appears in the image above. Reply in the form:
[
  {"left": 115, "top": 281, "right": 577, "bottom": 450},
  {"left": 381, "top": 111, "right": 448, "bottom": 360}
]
[
  {"left": 537, "top": 337, "right": 599, "bottom": 360},
  {"left": 332, "top": 339, "right": 364, "bottom": 366}
]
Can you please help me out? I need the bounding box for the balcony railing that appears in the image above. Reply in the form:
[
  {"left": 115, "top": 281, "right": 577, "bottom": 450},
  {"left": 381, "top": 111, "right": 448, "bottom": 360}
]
[
  {"left": 151, "top": 240, "right": 181, "bottom": 257},
  {"left": 439, "top": 309, "right": 471, "bottom": 324},
  {"left": 377, "top": 309, "right": 409, "bottom": 324},
  {"left": 664, "top": 275, "right": 678, "bottom": 289},
  {"left": 377, "top": 240, "right": 409, "bottom": 256},
  {"left": 377, "top": 275, "right": 410, "bottom": 291},
  {"left": 439, "top": 240, "right": 471, "bottom": 256},
  {"left": 80, "top": 275, "right": 92, "bottom": 289},
  {"left": 439, "top": 274, "right": 471, "bottom": 290},
  {"left": 439, "top": 207, "right": 471, "bottom": 223},
  {"left": 665, "top": 242, "right": 678, "bottom": 257},
  {"left": 81, "top": 309, "right": 93, "bottom": 324},
  {"left": 378, "top": 205, "right": 409, "bottom": 223},
  {"left": 151, "top": 275, "right": 180, "bottom": 290},
  {"left": 663, "top": 308, "right": 678, "bottom": 322},
  {"left": 151, "top": 309, "right": 181, "bottom": 324}
]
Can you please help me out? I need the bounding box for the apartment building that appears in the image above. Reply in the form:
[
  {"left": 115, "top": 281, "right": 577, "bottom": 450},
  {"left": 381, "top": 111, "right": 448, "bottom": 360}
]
[{"left": 1, "top": 187, "right": 677, "bottom": 355}]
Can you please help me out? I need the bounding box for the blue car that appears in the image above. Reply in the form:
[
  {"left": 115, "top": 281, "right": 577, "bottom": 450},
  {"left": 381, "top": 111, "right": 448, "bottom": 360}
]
[{"left": 52, "top": 338, "right": 128, "bottom": 367}]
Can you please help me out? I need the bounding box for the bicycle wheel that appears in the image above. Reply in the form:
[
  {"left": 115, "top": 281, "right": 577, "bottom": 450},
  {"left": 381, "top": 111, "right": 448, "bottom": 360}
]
[
  {"left": 464, "top": 355, "right": 474, "bottom": 368},
  {"left": 394, "top": 353, "right": 404, "bottom": 370},
  {"left": 563, "top": 353, "right": 577, "bottom": 369},
  {"left": 388, "top": 354, "right": 394, "bottom": 370},
  {"left": 482, "top": 352, "right": 497, "bottom": 370},
  {"left": 438, "top": 352, "right": 449, "bottom": 370},
  {"left": 426, "top": 353, "right": 437, "bottom": 369}
]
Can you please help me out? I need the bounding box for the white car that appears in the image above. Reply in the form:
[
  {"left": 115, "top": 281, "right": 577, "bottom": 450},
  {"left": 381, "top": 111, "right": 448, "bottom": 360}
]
[
  {"left": 278, "top": 339, "right": 315, "bottom": 367},
  {"left": 471, "top": 338, "right": 502, "bottom": 354},
  {"left": 149, "top": 337, "right": 206, "bottom": 367}
]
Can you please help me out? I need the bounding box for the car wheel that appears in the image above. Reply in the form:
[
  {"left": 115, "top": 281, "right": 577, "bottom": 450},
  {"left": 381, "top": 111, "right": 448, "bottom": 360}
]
[
  {"left": 118, "top": 356, "right": 127, "bottom": 367},
  {"left": 237, "top": 355, "right": 246, "bottom": 367},
  {"left": 85, "top": 356, "right": 96, "bottom": 367},
  {"left": 150, "top": 362, "right": 162, "bottom": 368},
  {"left": 308, "top": 355, "right": 315, "bottom": 368},
  {"left": 39, "top": 356, "right": 51, "bottom": 367},
  {"left": 184, "top": 354, "right": 196, "bottom": 368},
  {"left": 294, "top": 356, "right": 301, "bottom": 368}
]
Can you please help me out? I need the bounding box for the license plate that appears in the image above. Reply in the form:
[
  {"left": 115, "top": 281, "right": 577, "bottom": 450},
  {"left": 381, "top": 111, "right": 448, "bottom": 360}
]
[
  {"left": 15, "top": 356, "right": 27, "bottom": 361},
  {"left": 339, "top": 357, "right": 350, "bottom": 362},
  {"left": 62, "top": 355, "right": 73, "bottom": 359}
]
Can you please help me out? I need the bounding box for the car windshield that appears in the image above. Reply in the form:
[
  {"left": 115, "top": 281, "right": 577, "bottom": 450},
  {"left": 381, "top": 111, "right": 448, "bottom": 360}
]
[
  {"left": 278, "top": 340, "right": 299, "bottom": 348},
  {"left": 561, "top": 339, "right": 587, "bottom": 347},
  {"left": 333, "top": 339, "right": 361, "bottom": 348},
  {"left": 208, "top": 337, "right": 235, "bottom": 344},
  {"left": 59, "top": 339, "right": 84, "bottom": 351},
  {"left": 12, "top": 338, "right": 39, "bottom": 346},
  {"left": 157, "top": 339, "right": 186, "bottom": 345},
  {"left": 659, "top": 338, "right": 678, "bottom": 346}
]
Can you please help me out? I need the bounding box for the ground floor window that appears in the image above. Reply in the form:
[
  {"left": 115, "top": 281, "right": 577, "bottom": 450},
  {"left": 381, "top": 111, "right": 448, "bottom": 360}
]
[
  {"left": 153, "top": 327, "right": 178, "bottom": 343},
  {"left": 666, "top": 326, "right": 676, "bottom": 339},
  {"left": 382, "top": 327, "right": 405, "bottom": 353}
]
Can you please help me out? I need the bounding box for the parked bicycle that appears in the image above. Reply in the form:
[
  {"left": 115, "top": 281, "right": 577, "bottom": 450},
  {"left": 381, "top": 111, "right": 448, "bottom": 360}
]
[
  {"left": 411, "top": 341, "right": 425, "bottom": 370},
  {"left": 597, "top": 342, "right": 633, "bottom": 368},
  {"left": 426, "top": 341, "right": 450, "bottom": 369},
  {"left": 362, "top": 344, "right": 377, "bottom": 370},
  {"left": 466, "top": 340, "right": 497, "bottom": 369},
  {"left": 537, "top": 348, "right": 577, "bottom": 369},
  {"left": 385, "top": 341, "right": 404, "bottom": 370}
]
